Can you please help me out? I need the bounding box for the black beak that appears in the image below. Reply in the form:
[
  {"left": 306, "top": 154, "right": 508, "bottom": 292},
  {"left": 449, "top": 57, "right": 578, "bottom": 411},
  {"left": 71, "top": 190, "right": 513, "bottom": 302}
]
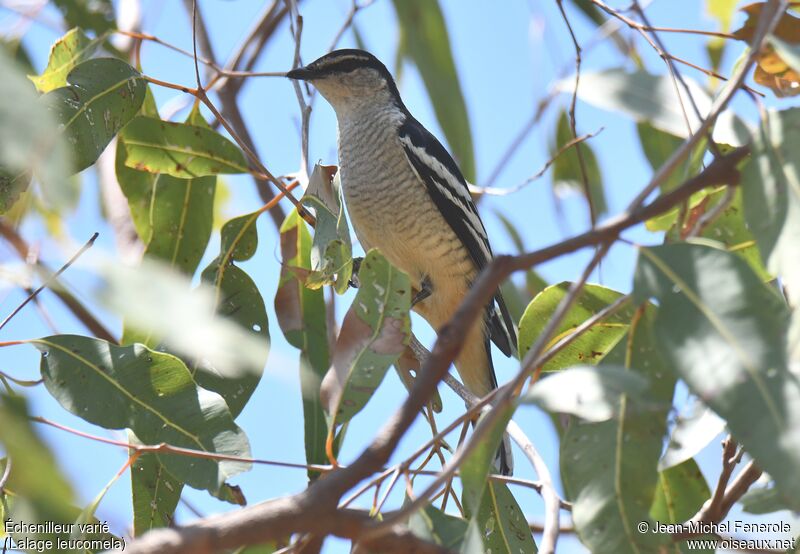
[{"left": 286, "top": 66, "right": 315, "bottom": 80}]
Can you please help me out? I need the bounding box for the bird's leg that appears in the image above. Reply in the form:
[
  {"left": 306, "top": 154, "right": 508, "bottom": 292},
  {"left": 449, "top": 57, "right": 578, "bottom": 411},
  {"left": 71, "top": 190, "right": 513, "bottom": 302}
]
[
  {"left": 411, "top": 275, "right": 433, "bottom": 308},
  {"left": 348, "top": 256, "right": 364, "bottom": 289}
]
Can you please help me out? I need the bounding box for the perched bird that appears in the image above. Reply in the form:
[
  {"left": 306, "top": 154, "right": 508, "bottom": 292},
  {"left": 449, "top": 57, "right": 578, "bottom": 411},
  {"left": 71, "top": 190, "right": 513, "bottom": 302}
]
[{"left": 287, "top": 49, "right": 517, "bottom": 474}]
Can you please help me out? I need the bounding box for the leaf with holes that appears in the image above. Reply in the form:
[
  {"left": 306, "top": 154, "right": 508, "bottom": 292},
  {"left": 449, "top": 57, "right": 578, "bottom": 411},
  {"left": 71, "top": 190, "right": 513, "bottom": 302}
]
[
  {"left": 29, "top": 28, "right": 104, "bottom": 93},
  {"left": 302, "top": 165, "right": 353, "bottom": 293},
  {"left": 561, "top": 308, "right": 675, "bottom": 554},
  {"left": 519, "top": 283, "right": 636, "bottom": 372},
  {"left": 321, "top": 249, "right": 410, "bottom": 428},
  {"left": 633, "top": 242, "right": 799, "bottom": 509},
  {"left": 122, "top": 116, "right": 248, "bottom": 178},
  {"left": 33, "top": 335, "right": 252, "bottom": 494},
  {"left": 42, "top": 58, "right": 145, "bottom": 174}
]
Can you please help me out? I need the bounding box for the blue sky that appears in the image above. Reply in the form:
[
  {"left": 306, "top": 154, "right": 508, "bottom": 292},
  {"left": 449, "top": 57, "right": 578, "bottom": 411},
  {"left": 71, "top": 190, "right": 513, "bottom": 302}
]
[{"left": 1, "top": 0, "right": 797, "bottom": 552}]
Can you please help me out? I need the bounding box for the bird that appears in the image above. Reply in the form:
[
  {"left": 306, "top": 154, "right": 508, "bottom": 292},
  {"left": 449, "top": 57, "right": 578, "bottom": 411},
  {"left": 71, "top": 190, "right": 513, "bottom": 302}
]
[{"left": 287, "top": 49, "right": 517, "bottom": 475}]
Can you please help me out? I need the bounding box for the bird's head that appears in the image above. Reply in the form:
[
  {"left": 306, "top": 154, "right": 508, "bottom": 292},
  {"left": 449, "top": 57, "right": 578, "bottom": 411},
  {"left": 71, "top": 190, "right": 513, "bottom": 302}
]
[{"left": 286, "top": 49, "right": 403, "bottom": 113}]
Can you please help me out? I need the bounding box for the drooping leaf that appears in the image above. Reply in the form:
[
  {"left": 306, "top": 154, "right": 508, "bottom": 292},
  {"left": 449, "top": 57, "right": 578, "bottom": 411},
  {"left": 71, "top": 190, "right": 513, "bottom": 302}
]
[
  {"left": 28, "top": 28, "right": 104, "bottom": 93},
  {"left": 523, "top": 365, "right": 651, "bottom": 422},
  {"left": 301, "top": 165, "right": 353, "bottom": 293},
  {"left": 33, "top": 335, "right": 252, "bottom": 494},
  {"left": 650, "top": 459, "right": 712, "bottom": 554},
  {"left": 556, "top": 69, "right": 741, "bottom": 144},
  {"left": 552, "top": 110, "right": 606, "bottom": 217},
  {"left": 275, "top": 208, "right": 331, "bottom": 479},
  {"left": 561, "top": 307, "right": 675, "bottom": 554},
  {"left": 633, "top": 243, "right": 800, "bottom": 509},
  {"left": 52, "top": 0, "right": 116, "bottom": 36},
  {"left": 122, "top": 116, "right": 248, "bottom": 178},
  {"left": 391, "top": 0, "right": 475, "bottom": 181},
  {"left": 42, "top": 58, "right": 145, "bottom": 174},
  {"left": 741, "top": 108, "right": 800, "bottom": 362},
  {"left": 321, "top": 249, "right": 410, "bottom": 427},
  {"left": 518, "top": 283, "right": 636, "bottom": 372},
  {"left": 658, "top": 398, "right": 725, "bottom": 471},
  {"left": 0, "top": 50, "right": 70, "bottom": 212}
]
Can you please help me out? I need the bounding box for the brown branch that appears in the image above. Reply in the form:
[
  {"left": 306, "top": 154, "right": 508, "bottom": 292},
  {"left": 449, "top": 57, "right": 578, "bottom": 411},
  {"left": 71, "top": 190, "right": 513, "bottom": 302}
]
[{"left": 0, "top": 221, "right": 117, "bottom": 343}]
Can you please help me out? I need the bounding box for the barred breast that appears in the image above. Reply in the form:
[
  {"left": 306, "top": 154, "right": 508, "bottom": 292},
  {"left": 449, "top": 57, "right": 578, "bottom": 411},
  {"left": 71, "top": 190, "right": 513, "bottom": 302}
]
[{"left": 336, "top": 106, "right": 476, "bottom": 301}]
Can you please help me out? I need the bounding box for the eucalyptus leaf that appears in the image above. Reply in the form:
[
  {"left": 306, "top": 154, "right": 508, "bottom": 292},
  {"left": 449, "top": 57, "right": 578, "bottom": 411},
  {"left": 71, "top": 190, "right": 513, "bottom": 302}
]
[
  {"left": 34, "top": 335, "right": 251, "bottom": 493},
  {"left": 320, "top": 249, "right": 410, "bottom": 427},
  {"left": 29, "top": 27, "right": 103, "bottom": 93},
  {"left": 634, "top": 242, "right": 800, "bottom": 509}
]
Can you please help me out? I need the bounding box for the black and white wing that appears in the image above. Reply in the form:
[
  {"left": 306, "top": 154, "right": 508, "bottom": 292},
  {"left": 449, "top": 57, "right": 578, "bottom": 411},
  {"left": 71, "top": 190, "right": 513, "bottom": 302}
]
[{"left": 398, "top": 116, "right": 517, "bottom": 357}]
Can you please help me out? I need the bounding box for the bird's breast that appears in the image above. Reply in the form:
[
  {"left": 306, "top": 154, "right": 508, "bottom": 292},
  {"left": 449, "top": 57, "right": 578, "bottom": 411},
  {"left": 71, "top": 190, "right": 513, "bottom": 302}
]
[{"left": 336, "top": 114, "right": 475, "bottom": 296}]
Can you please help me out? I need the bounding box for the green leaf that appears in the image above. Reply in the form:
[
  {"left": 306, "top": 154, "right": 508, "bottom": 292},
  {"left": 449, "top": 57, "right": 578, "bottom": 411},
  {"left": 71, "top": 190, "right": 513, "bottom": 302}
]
[
  {"left": 518, "top": 283, "right": 635, "bottom": 372},
  {"left": 0, "top": 394, "right": 75, "bottom": 524},
  {"left": 198, "top": 210, "right": 269, "bottom": 418},
  {"left": 739, "top": 486, "right": 793, "bottom": 515},
  {"left": 391, "top": 0, "right": 475, "bottom": 181},
  {"left": 130, "top": 449, "right": 182, "bottom": 536},
  {"left": 650, "top": 459, "right": 712, "bottom": 554},
  {"left": 116, "top": 133, "right": 156, "bottom": 241},
  {"left": 557, "top": 69, "right": 741, "bottom": 144},
  {"left": 463, "top": 480, "right": 537, "bottom": 554},
  {"left": 741, "top": 108, "right": 800, "bottom": 361},
  {"left": 0, "top": 50, "right": 70, "bottom": 213},
  {"left": 321, "top": 249, "right": 411, "bottom": 427},
  {"left": 52, "top": 0, "right": 116, "bottom": 36},
  {"left": 633, "top": 243, "right": 800, "bottom": 509},
  {"left": 43, "top": 58, "right": 145, "bottom": 174},
  {"left": 122, "top": 116, "right": 248, "bottom": 178},
  {"left": 33, "top": 335, "right": 252, "bottom": 494},
  {"left": 561, "top": 307, "right": 675, "bottom": 554},
  {"left": 409, "top": 505, "right": 469, "bottom": 551},
  {"left": 302, "top": 165, "right": 353, "bottom": 294},
  {"left": 523, "top": 365, "right": 651, "bottom": 422},
  {"left": 28, "top": 28, "right": 104, "bottom": 93},
  {"left": 460, "top": 404, "right": 515, "bottom": 513},
  {"left": 275, "top": 209, "right": 332, "bottom": 479},
  {"left": 552, "top": 110, "right": 606, "bottom": 216},
  {"left": 637, "top": 122, "right": 705, "bottom": 195}
]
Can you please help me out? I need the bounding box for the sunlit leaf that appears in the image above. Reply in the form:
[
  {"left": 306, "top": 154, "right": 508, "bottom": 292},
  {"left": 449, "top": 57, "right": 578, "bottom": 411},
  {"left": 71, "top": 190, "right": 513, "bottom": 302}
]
[
  {"left": 276, "top": 208, "right": 331, "bottom": 479},
  {"left": 122, "top": 116, "right": 248, "bottom": 178},
  {"left": 523, "top": 365, "right": 651, "bottom": 422},
  {"left": 562, "top": 307, "right": 675, "bottom": 554},
  {"left": 518, "top": 283, "right": 635, "bottom": 372},
  {"left": 321, "top": 249, "right": 410, "bottom": 427},
  {"left": 302, "top": 165, "right": 353, "bottom": 293},
  {"left": 557, "top": 69, "right": 741, "bottom": 144},
  {"left": 659, "top": 398, "right": 725, "bottom": 471},
  {"left": 33, "top": 335, "right": 252, "bottom": 493},
  {"left": 391, "top": 0, "right": 475, "bottom": 181},
  {"left": 633, "top": 242, "right": 799, "bottom": 509},
  {"left": 651, "top": 459, "right": 712, "bottom": 554},
  {"left": 739, "top": 486, "right": 793, "bottom": 514},
  {"left": 28, "top": 28, "right": 104, "bottom": 93},
  {"left": 0, "top": 51, "right": 69, "bottom": 212},
  {"left": 42, "top": 58, "right": 145, "bottom": 174},
  {"left": 741, "top": 108, "right": 800, "bottom": 362}
]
